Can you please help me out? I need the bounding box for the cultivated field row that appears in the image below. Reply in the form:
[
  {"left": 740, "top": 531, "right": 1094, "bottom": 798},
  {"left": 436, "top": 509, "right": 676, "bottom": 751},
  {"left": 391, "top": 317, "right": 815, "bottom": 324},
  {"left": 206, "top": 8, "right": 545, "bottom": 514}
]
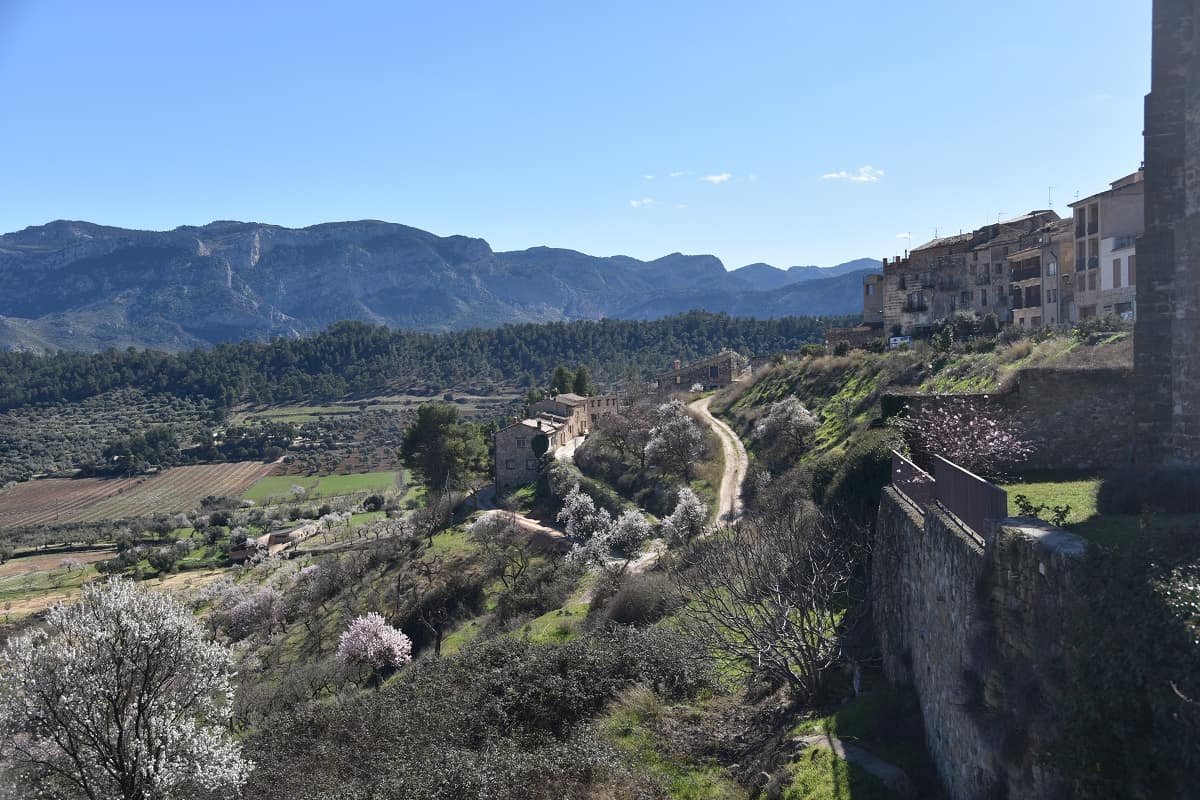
[{"left": 0, "top": 461, "right": 278, "bottom": 529}]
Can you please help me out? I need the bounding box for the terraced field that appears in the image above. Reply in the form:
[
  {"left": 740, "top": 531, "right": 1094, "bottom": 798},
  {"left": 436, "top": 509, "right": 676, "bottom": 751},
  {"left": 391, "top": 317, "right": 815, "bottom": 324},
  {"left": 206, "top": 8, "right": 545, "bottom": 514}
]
[{"left": 0, "top": 461, "right": 278, "bottom": 528}]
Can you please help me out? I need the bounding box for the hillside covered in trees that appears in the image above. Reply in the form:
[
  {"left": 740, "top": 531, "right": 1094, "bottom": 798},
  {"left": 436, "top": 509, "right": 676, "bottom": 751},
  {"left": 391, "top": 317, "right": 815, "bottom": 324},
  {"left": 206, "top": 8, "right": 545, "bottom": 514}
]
[{"left": 0, "top": 312, "right": 837, "bottom": 410}]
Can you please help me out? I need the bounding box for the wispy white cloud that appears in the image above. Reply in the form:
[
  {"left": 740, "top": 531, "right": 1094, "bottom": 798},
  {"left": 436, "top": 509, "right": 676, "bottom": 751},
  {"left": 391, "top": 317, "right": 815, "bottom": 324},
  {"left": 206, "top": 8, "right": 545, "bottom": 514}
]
[
  {"left": 668, "top": 170, "right": 688, "bottom": 178},
  {"left": 821, "top": 165, "right": 884, "bottom": 183},
  {"left": 643, "top": 174, "right": 655, "bottom": 180},
  {"left": 700, "top": 172, "right": 732, "bottom": 185},
  {"left": 629, "top": 197, "right": 655, "bottom": 208}
]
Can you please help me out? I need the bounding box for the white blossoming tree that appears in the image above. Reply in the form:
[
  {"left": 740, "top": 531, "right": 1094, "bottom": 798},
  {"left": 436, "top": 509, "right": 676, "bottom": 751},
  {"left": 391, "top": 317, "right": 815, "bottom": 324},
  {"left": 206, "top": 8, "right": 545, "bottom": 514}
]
[
  {"left": 753, "top": 396, "right": 820, "bottom": 469},
  {"left": 0, "top": 579, "right": 250, "bottom": 800},
  {"left": 608, "top": 508, "right": 652, "bottom": 556},
  {"left": 644, "top": 400, "right": 704, "bottom": 479},
  {"left": 556, "top": 483, "right": 613, "bottom": 542},
  {"left": 336, "top": 612, "right": 413, "bottom": 682},
  {"left": 661, "top": 487, "right": 708, "bottom": 545}
]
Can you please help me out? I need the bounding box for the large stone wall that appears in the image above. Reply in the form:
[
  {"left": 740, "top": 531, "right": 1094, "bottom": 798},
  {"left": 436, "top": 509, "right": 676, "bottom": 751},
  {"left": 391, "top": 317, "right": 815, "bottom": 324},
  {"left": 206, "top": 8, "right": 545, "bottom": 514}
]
[
  {"left": 874, "top": 488, "right": 1087, "bottom": 799},
  {"left": 1137, "top": 0, "right": 1200, "bottom": 467},
  {"left": 883, "top": 366, "right": 1135, "bottom": 472}
]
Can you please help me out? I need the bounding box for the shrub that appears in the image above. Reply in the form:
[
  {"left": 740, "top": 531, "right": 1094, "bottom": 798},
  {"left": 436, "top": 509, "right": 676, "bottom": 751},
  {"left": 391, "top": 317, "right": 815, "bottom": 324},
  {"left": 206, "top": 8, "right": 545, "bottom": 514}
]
[
  {"left": 602, "top": 572, "right": 681, "bottom": 627},
  {"left": 812, "top": 426, "right": 904, "bottom": 525},
  {"left": 1057, "top": 524, "right": 1200, "bottom": 797}
]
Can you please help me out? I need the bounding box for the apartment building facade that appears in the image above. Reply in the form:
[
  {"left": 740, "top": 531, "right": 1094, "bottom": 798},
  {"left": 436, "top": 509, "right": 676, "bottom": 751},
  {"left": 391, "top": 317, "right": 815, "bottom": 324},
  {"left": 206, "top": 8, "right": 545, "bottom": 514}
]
[{"left": 1069, "top": 169, "right": 1144, "bottom": 320}]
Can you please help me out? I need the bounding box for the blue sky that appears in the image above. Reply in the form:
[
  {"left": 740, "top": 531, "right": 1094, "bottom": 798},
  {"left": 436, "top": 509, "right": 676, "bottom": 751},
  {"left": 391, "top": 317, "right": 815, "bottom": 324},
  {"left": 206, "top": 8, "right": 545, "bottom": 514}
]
[{"left": 0, "top": 0, "right": 1151, "bottom": 268}]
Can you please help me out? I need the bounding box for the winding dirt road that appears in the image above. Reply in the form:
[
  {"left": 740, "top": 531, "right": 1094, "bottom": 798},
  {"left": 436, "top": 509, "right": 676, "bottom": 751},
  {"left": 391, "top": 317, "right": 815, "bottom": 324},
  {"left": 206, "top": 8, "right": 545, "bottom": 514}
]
[{"left": 689, "top": 396, "right": 748, "bottom": 523}]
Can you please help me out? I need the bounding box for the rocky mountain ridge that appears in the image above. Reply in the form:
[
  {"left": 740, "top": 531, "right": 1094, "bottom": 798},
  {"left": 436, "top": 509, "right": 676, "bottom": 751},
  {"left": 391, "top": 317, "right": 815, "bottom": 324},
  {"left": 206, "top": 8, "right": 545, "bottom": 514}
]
[{"left": 0, "top": 220, "right": 879, "bottom": 352}]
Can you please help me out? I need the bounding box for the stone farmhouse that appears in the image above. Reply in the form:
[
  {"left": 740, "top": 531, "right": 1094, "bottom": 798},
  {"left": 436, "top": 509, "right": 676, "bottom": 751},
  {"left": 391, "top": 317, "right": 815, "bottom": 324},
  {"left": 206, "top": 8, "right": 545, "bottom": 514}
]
[
  {"left": 654, "top": 351, "right": 751, "bottom": 394},
  {"left": 494, "top": 392, "right": 620, "bottom": 492}
]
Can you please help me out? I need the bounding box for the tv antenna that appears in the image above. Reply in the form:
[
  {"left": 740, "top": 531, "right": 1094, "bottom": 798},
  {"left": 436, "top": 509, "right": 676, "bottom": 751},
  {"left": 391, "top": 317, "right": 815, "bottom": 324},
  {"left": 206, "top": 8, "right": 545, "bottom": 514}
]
[{"left": 1048, "top": 185, "right": 1055, "bottom": 207}]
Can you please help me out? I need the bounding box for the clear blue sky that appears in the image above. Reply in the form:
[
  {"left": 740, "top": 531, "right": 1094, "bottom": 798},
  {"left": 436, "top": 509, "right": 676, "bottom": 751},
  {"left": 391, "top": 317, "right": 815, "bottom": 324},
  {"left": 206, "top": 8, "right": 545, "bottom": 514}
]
[{"left": 0, "top": 0, "right": 1151, "bottom": 268}]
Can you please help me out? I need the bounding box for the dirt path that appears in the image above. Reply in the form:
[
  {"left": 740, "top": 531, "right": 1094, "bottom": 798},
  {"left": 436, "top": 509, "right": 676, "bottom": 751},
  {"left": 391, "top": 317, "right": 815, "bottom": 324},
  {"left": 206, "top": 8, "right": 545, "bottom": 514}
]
[
  {"left": 689, "top": 396, "right": 748, "bottom": 522},
  {"left": 792, "top": 734, "right": 915, "bottom": 798}
]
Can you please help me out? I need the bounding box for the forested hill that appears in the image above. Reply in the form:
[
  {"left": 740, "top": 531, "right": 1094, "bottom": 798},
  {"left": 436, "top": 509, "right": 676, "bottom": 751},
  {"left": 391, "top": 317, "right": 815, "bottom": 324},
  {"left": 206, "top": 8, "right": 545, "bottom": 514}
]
[
  {"left": 0, "top": 312, "right": 838, "bottom": 410},
  {"left": 0, "top": 219, "right": 878, "bottom": 352}
]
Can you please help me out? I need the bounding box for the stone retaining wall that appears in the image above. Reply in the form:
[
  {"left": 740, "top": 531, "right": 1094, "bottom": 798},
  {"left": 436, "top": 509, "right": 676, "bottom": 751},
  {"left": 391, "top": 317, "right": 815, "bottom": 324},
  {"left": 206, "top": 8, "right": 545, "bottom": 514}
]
[{"left": 873, "top": 487, "right": 1088, "bottom": 799}]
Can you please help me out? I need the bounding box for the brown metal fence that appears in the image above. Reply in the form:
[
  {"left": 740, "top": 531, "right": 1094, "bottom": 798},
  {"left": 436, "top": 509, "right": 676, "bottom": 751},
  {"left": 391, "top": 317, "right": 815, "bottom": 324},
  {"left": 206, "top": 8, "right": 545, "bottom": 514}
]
[
  {"left": 891, "top": 450, "right": 935, "bottom": 512},
  {"left": 932, "top": 455, "right": 1008, "bottom": 543},
  {"left": 889, "top": 450, "right": 1009, "bottom": 543}
]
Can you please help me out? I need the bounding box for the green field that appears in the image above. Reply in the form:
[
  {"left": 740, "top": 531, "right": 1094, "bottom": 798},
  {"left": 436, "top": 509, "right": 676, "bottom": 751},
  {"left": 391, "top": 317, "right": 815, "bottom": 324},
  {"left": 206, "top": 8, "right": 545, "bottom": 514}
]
[{"left": 242, "top": 470, "right": 403, "bottom": 503}]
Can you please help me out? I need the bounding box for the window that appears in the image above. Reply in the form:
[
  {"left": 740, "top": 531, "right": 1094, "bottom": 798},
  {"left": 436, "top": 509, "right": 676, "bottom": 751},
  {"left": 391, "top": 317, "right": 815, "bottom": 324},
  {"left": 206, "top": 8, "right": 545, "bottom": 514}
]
[
  {"left": 866, "top": 283, "right": 875, "bottom": 296},
  {"left": 1032, "top": 316, "right": 1041, "bottom": 327},
  {"left": 526, "top": 459, "right": 537, "bottom": 470},
  {"left": 708, "top": 365, "right": 719, "bottom": 379},
  {"left": 516, "top": 437, "right": 526, "bottom": 448},
  {"left": 1128, "top": 255, "right": 1136, "bottom": 285},
  {"left": 1113, "top": 258, "right": 1122, "bottom": 288},
  {"left": 980, "top": 289, "right": 988, "bottom": 306},
  {"left": 1046, "top": 261, "right": 1057, "bottom": 277},
  {"left": 675, "top": 376, "right": 681, "bottom": 385},
  {"left": 504, "top": 459, "right": 515, "bottom": 470},
  {"left": 994, "top": 263, "right": 1002, "bottom": 274},
  {"left": 1089, "top": 272, "right": 1098, "bottom": 291}
]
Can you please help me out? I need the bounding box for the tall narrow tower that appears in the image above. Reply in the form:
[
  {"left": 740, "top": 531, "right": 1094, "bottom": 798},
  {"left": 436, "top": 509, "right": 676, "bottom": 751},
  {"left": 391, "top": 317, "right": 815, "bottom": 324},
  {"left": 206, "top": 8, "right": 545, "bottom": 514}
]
[{"left": 1136, "top": 0, "right": 1200, "bottom": 467}]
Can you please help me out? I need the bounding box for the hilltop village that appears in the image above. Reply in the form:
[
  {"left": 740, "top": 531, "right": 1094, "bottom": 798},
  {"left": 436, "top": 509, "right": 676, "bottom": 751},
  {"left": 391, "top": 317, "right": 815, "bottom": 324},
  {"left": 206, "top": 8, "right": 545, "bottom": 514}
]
[{"left": 831, "top": 169, "right": 1145, "bottom": 347}]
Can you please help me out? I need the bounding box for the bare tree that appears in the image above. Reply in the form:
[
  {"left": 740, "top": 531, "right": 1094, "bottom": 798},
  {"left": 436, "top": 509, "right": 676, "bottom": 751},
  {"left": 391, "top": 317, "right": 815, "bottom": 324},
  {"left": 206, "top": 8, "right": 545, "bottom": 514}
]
[
  {"left": 469, "top": 512, "right": 534, "bottom": 591},
  {"left": 672, "top": 500, "right": 867, "bottom": 701}
]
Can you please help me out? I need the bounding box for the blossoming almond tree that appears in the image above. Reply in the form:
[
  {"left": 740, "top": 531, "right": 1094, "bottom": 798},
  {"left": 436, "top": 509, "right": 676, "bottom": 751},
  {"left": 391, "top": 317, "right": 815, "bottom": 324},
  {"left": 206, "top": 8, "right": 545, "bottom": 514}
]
[
  {"left": 335, "top": 612, "right": 413, "bottom": 680},
  {"left": 0, "top": 579, "right": 250, "bottom": 800},
  {"left": 895, "top": 395, "right": 1034, "bottom": 479}
]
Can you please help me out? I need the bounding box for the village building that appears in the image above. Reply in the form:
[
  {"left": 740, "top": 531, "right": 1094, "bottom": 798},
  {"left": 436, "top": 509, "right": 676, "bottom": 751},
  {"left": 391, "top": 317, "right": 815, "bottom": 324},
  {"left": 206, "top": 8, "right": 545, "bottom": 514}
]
[
  {"left": 1007, "top": 218, "right": 1074, "bottom": 328},
  {"left": 823, "top": 272, "right": 887, "bottom": 347},
  {"left": 881, "top": 211, "right": 1059, "bottom": 336},
  {"left": 1069, "top": 168, "right": 1144, "bottom": 320},
  {"left": 654, "top": 350, "right": 750, "bottom": 394},
  {"left": 495, "top": 392, "right": 620, "bottom": 492}
]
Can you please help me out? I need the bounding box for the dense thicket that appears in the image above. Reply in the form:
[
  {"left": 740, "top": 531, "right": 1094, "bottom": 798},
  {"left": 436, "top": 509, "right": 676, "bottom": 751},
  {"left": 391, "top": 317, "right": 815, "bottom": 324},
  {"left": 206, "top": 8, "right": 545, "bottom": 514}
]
[
  {"left": 0, "top": 312, "right": 835, "bottom": 410},
  {"left": 245, "top": 629, "right": 711, "bottom": 800}
]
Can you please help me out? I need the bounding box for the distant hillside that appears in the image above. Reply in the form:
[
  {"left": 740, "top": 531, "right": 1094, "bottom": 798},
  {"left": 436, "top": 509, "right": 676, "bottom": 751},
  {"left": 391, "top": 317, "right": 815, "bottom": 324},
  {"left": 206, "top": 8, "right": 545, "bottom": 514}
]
[{"left": 0, "top": 220, "right": 879, "bottom": 352}]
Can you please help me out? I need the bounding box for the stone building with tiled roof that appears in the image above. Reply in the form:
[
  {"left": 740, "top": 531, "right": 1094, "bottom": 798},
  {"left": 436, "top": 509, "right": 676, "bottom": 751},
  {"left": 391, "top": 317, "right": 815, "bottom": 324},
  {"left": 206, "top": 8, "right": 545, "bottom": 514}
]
[
  {"left": 654, "top": 350, "right": 750, "bottom": 394},
  {"left": 495, "top": 392, "right": 620, "bottom": 492}
]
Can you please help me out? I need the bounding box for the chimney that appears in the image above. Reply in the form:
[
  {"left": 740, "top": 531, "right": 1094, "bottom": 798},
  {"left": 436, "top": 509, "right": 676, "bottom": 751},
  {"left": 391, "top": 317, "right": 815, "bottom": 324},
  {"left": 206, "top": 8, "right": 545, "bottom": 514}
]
[{"left": 674, "top": 359, "right": 682, "bottom": 370}]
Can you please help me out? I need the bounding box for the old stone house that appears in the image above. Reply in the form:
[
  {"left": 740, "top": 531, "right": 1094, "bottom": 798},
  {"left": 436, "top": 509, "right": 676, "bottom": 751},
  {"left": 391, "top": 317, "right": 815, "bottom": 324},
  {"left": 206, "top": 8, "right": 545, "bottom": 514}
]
[
  {"left": 654, "top": 350, "right": 750, "bottom": 394},
  {"left": 881, "top": 211, "right": 1060, "bottom": 336},
  {"left": 495, "top": 392, "right": 620, "bottom": 492}
]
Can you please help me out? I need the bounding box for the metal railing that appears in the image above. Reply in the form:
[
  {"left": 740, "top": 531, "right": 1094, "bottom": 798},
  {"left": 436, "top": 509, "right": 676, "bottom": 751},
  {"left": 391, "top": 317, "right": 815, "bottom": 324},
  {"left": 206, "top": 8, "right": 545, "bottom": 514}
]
[
  {"left": 932, "top": 455, "right": 1008, "bottom": 545},
  {"left": 891, "top": 450, "right": 935, "bottom": 511},
  {"left": 889, "top": 450, "right": 1009, "bottom": 544}
]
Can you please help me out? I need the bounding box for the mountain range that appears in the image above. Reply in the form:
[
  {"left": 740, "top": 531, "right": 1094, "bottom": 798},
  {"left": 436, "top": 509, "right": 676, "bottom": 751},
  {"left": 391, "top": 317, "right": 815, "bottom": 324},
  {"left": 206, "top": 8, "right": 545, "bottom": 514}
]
[{"left": 0, "top": 220, "right": 878, "bottom": 352}]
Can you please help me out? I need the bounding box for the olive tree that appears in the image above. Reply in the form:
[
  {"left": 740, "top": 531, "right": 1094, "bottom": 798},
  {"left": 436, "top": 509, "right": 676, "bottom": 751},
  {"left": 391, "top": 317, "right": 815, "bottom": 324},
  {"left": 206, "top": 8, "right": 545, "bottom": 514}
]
[{"left": 0, "top": 579, "right": 249, "bottom": 800}]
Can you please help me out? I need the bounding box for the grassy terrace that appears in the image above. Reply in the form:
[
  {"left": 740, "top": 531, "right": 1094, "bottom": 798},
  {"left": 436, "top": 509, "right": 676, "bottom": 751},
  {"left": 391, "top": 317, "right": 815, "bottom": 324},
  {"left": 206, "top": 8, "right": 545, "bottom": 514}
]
[
  {"left": 242, "top": 469, "right": 405, "bottom": 504},
  {"left": 1001, "top": 474, "right": 1200, "bottom": 547}
]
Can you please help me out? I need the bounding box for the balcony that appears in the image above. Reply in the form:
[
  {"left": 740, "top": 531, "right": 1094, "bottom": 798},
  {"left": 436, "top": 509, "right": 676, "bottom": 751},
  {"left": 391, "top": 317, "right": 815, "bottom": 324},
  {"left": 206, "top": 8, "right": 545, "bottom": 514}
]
[
  {"left": 1088, "top": 256, "right": 1099, "bottom": 269},
  {"left": 974, "top": 274, "right": 992, "bottom": 286},
  {"left": 1011, "top": 265, "right": 1041, "bottom": 282},
  {"left": 1075, "top": 225, "right": 1086, "bottom": 239},
  {"left": 902, "top": 301, "right": 928, "bottom": 313},
  {"left": 1075, "top": 257, "right": 1087, "bottom": 271},
  {"left": 1112, "top": 234, "right": 1137, "bottom": 251},
  {"left": 1088, "top": 220, "right": 1099, "bottom": 235}
]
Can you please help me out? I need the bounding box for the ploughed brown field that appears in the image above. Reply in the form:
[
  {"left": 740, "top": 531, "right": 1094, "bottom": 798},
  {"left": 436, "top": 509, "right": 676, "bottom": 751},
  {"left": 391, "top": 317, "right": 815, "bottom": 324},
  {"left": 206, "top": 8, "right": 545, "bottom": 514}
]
[{"left": 0, "top": 461, "right": 278, "bottom": 528}]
